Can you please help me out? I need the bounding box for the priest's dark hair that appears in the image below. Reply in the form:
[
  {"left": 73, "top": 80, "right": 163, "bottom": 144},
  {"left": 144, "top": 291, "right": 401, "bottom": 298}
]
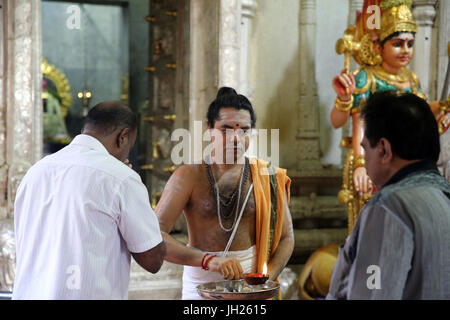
[
  {"left": 361, "top": 91, "right": 440, "bottom": 162},
  {"left": 83, "top": 101, "right": 137, "bottom": 136},
  {"left": 207, "top": 87, "right": 256, "bottom": 128}
]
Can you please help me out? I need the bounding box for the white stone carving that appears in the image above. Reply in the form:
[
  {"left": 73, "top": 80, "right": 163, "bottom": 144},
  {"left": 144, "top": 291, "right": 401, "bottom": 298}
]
[
  {"left": 240, "top": 0, "right": 257, "bottom": 99},
  {"left": 0, "top": 0, "right": 42, "bottom": 292},
  {"left": 297, "top": 0, "right": 322, "bottom": 173},
  {"left": 219, "top": 0, "right": 241, "bottom": 90},
  {"left": 412, "top": 0, "right": 437, "bottom": 98},
  {"left": 437, "top": 0, "right": 450, "bottom": 100}
]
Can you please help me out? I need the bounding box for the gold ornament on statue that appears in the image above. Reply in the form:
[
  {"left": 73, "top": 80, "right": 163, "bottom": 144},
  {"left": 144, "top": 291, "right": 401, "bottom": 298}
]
[
  {"left": 334, "top": 96, "right": 354, "bottom": 112},
  {"left": 41, "top": 58, "right": 72, "bottom": 118},
  {"left": 377, "top": 0, "right": 418, "bottom": 43},
  {"left": 353, "top": 156, "right": 366, "bottom": 170},
  {"left": 358, "top": 33, "right": 383, "bottom": 66}
]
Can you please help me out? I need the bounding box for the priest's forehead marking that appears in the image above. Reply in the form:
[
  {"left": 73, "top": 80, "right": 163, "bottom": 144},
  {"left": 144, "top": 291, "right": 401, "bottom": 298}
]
[{"left": 216, "top": 109, "right": 251, "bottom": 127}]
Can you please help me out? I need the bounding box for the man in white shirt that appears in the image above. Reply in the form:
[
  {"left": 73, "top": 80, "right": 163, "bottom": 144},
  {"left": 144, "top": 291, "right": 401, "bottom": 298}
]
[{"left": 12, "top": 101, "right": 166, "bottom": 299}]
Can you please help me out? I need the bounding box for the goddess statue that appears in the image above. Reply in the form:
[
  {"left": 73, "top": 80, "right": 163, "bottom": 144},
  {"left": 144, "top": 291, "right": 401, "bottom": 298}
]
[{"left": 330, "top": 0, "right": 449, "bottom": 232}]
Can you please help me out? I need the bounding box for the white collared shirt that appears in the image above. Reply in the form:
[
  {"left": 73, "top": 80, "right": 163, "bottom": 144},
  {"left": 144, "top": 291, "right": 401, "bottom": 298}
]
[{"left": 12, "top": 134, "right": 162, "bottom": 300}]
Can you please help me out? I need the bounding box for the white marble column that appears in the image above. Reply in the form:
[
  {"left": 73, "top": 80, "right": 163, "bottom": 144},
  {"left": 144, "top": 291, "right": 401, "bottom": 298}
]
[
  {"left": 348, "top": 0, "right": 364, "bottom": 26},
  {"left": 190, "top": 0, "right": 250, "bottom": 163},
  {"left": 3, "top": 0, "right": 42, "bottom": 216},
  {"left": 239, "top": 0, "right": 257, "bottom": 100},
  {"left": 0, "top": 0, "right": 42, "bottom": 292},
  {"left": 297, "top": 0, "right": 321, "bottom": 174},
  {"left": 411, "top": 0, "right": 437, "bottom": 98},
  {"left": 218, "top": 0, "right": 241, "bottom": 90},
  {"left": 0, "top": 0, "right": 7, "bottom": 219},
  {"left": 437, "top": 0, "right": 450, "bottom": 100},
  {"left": 189, "top": 0, "right": 220, "bottom": 164}
]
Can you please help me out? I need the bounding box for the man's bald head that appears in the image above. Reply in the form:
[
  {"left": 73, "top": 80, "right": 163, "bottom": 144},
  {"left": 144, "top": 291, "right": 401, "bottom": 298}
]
[{"left": 83, "top": 101, "right": 137, "bottom": 136}]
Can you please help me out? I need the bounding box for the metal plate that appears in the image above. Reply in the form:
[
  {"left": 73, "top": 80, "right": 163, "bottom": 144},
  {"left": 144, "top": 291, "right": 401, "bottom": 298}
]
[{"left": 197, "top": 279, "right": 279, "bottom": 300}]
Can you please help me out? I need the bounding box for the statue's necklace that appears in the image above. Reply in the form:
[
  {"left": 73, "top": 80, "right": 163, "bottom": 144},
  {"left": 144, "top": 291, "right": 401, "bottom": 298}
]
[{"left": 373, "top": 65, "right": 411, "bottom": 84}]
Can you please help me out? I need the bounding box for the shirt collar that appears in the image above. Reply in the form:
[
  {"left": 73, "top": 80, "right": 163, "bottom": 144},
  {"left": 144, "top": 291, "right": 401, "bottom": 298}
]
[
  {"left": 382, "top": 160, "right": 440, "bottom": 189},
  {"left": 70, "top": 134, "right": 110, "bottom": 155}
]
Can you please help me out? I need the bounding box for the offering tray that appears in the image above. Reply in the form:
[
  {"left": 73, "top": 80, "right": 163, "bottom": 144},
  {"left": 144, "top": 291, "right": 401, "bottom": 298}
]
[{"left": 197, "top": 279, "right": 279, "bottom": 300}]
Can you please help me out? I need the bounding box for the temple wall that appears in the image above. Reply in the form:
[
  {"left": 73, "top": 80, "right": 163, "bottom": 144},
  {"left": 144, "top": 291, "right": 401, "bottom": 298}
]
[{"left": 251, "top": 0, "right": 348, "bottom": 170}]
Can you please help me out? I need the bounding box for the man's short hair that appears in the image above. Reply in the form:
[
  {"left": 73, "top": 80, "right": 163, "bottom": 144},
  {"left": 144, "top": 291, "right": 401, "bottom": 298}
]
[
  {"left": 83, "top": 101, "right": 137, "bottom": 136},
  {"left": 361, "top": 91, "right": 440, "bottom": 162},
  {"left": 207, "top": 87, "right": 256, "bottom": 128}
]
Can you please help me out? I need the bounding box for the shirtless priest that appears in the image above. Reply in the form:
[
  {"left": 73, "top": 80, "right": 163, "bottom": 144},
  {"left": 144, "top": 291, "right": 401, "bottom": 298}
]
[{"left": 156, "top": 87, "right": 294, "bottom": 299}]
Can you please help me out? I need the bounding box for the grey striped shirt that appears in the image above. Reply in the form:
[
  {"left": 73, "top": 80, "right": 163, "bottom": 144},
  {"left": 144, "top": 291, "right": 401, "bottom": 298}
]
[{"left": 327, "top": 161, "right": 450, "bottom": 300}]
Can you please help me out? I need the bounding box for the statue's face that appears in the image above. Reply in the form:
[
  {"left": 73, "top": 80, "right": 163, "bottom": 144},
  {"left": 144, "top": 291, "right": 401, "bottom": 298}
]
[{"left": 378, "top": 32, "right": 415, "bottom": 70}]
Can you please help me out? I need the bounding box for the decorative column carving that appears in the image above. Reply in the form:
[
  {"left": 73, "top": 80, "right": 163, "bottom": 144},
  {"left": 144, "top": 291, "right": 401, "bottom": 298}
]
[
  {"left": 296, "top": 0, "right": 321, "bottom": 175},
  {"left": 240, "top": 0, "right": 257, "bottom": 100},
  {"left": 189, "top": 0, "right": 220, "bottom": 164},
  {"left": 411, "top": 0, "right": 437, "bottom": 98},
  {"left": 4, "top": 0, "right": 42, "bottom": 218},
  {"left": 0, "top": 0, "right": 7, "bottom": 220},
  {"left": 349, "top": 0, "right": 364, "bottom": 25},
  {"left": 0, "top": 0, "right": 42, "bottom": 293},
  {"left": 437, "top": 0, "right": 450, "bottom": 100},
  {"left": 218, "top": 0, "right": 241, "bottom": 89}
]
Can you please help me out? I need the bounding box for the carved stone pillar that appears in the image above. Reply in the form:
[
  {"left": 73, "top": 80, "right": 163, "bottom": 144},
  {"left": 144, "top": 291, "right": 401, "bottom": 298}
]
[
  {"left": 0, "top": 0, "right": 6, "bottom": 220},
  {"left": 0, "top": 0, "right": 42, "bottom": 293},
  {"left": 437, "top": 0, "right": 450, "bottom": 100},
  {"left": 411, "top": 0, "right": 437, "bottom": 98},
  {"left": 189, "top": 0, "right": 220, "bottom": 164},
  {"left": 189, "top": 0, "right": 249, "bottom": 162},
  {"left": 4, "top": 0, "right": 42, "bottom": 218},
  {"left": 296, "top": 0, "right": 321, "bottom": 175},
  {"left": 240, "top": 0, "right": 257, "bottom": 99},
  {"left": 218, "top": 0, "right": 241, "bottom": 89},
  {"left": 349, "top": 0, "right": 364, "bottom": 25}
]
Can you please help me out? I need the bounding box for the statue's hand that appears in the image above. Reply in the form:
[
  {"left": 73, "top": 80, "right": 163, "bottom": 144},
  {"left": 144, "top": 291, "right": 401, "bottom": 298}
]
[
  {"left": 439, "top": 113, "right": 450, "bottom": 134},
  {"left": 353, "top": 166, "right": 373, "bottom": 195},
  {"left": 332, "top": 69, "right": 355, "bottom": 102}
]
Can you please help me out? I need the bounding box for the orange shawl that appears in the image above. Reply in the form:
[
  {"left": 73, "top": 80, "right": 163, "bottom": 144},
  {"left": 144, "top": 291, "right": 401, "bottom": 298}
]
[{"left": 249, "top": 158, "right": 291, "bottom": 274}]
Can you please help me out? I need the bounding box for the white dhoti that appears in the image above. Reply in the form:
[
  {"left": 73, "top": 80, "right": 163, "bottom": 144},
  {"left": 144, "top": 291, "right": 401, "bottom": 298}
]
[{"left": 181, "top": 245, "right": 257, "bottom": 300}]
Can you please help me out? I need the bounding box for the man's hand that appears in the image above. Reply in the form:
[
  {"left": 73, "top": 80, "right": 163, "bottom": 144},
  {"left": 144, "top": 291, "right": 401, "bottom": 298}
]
[
  {"left": 207, "top": 257, "right": 244, "bottom": 280},
  {"left": 353, "top": 166, "right": 373, "bottom": 195}
]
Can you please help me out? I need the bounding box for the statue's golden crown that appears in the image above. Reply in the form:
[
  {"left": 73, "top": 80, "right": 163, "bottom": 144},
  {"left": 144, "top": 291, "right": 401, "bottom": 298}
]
[
  {"left": 377, "top": 0, "right": 417, "bottom": 42},
  {"left": 339, "top": 0, "right": 419, "bottom": 67}
]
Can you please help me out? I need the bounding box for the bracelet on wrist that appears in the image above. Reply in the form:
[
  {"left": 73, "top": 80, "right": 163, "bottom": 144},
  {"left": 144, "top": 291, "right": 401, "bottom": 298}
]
[
  {"left": 201, "top": 253, "right": 210, "bottom": 270},
  {"left": 353, "top": 156, "right": 365, "bottom": 169},
  {"left": 202, "top": 254, "right": 217, "bottom": 271},
  {"left": 335, "top": 96, "right": 354, "bottom": 112}
]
